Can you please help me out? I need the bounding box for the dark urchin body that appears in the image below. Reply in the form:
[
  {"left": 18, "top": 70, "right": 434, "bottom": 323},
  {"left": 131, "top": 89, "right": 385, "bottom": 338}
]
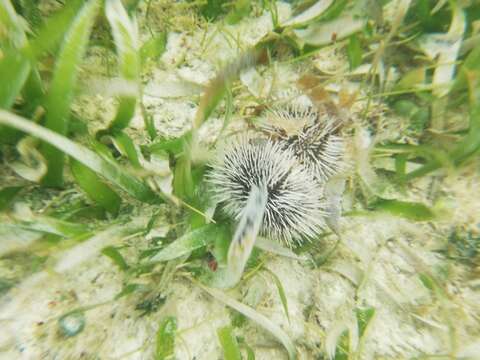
[
  {"left": 263, "top": 104, "right": 344, "bottom": 183},
  {"left": 207, "top": 137, "right": 326, "bottom": 246}
]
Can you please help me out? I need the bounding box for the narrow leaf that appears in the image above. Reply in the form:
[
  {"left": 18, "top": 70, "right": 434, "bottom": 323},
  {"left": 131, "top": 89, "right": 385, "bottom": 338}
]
[
  {"left": 217, "top": 326, "right": 242, "bottom": 360},
  {"left": 245, "top": 343, "right": 255, "bottom": 360},
  {"left": 173, "top": 154, "right": 194, "bottom": 200},
  {"left": 368, "top": 198, "right": 434, "bottom": 221},
  {"left": 395, "top": 154, "right": 407, "bottom": 179},
  {"left": 8, "top": 216, "right": 88, "bottom": 237},
  {"left": 334, "top": 330, "right": 349, "bottom": 360},
  {"left": 148, "top": 224, "right": 221, "bottom": 263},
  {"left": 104, "top": 0, "right": 140, "bottom": 132},
  {"left": 265, "top": 269, "right": 290, "bottom": 323},
  {"left": 347, "top": 34, "right": 362, "bottom": 70},
  {"left": 197, "top": 284, "right": 296, "bottom": 360},
  {"left": 0, "top": 1, "right": 30, "bottom": 134},
  {"left": 29, "top": 0, "right": 85, "bottom": 59},
  {"left": 0, "top": 0, "right": 28, "bottom": 47},
  {"left": 356, "top": 307, "right": 375, "bottom": 338},
  {"left": 71, "top": 159, "right": 122, "bottom": 215},
  {"left": 294, "top": 14, "right": 366, "bottom": 46},
  {"left": 21, "top": 69, "right": 45, "bottom": 114},
  {"left": 283, "top": 0, "right": 333, "bottom": 27},
  {"left": 149, "top": 137, "right": 185, "bottom": 155},
  {"left": 255, "top": 236, "right": 307, "bottom": 261},
  {"left": 40, "top": 0, "right": 99, "bottom": 187},
  {"left": 0, "top": 110, "right": 159, "bottom": 203},
  {"left": 317, "top": 0, "right": 349, "bottom": 21},
  {"left": 155, "top": 316, "right": 177, "bottom": 360},
  {"left": 111, "top": 131, "right": 141, "bottom": 168},
  {"left": 140, "top": 32, "right": 167, "bottom": 63},
  {"left": 115, "top": 283, "right": 142, "bottom": 299},
  {"left": 101, "top": 246, "right": 129, "bottom": 270},
  {"left": 0, "top": 0, "right": 83, "bottom": 119},
  {"left": 418, "top": 272, "right": 435, "bottom": 291},
  {"left": 0, "top": 51, "right": 30, "bottom": 110},
  {"left": 452, "top": 46, "right": 480, "bottom": 95},
  {"left": 418, "top": 2, "right": 465, "bottom": 97},
  {"left": 395, "top": 68, "right": 426, "bottom": 91}
]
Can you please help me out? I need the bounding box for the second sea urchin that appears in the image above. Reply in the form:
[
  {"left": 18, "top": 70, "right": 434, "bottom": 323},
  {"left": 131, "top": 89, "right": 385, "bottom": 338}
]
[{"left": 263, "top": 103, "right": 344, "bottom": 183}]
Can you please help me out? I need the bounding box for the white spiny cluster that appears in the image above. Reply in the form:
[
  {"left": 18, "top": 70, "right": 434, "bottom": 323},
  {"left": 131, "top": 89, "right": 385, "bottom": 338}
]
[
  {"left": 207, "top": 137, "right": 327, "bottom": 246},
  {"left": 263, "top": 103, "right": 318, "bottom": 136},
  {"left": 265, "top": 103, "right": 344, "bottom": 183}
]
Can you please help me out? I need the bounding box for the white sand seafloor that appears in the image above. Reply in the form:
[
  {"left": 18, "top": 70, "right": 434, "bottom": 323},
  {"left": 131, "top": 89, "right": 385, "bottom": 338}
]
[{"left": 1, "top": 1, "right": 480, "bottom": 359}]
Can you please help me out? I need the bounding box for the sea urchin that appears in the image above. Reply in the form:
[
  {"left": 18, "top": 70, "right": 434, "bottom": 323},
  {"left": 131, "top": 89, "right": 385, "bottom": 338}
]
[
  {"left": 207, "top": 136, "right": 326, "bottom": 246},
  {"left": 263, "top": 103, "right": 344, "bottom": 183}
]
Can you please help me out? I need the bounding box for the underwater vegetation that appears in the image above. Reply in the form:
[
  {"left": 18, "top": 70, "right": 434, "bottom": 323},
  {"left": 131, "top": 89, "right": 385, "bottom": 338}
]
[{"left": 1, "top": 0, "right": 480, "bottom": 359}]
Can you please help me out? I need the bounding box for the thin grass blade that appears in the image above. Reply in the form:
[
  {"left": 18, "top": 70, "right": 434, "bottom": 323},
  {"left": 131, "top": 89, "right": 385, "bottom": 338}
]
[
  {"left": 101, "top": 246, "right": 129, "bottom": 270},
  {"left": 265, "top": 269, "right": 290, "bottom": 323},
  {"left": 40, "top": 0, "right": 99, "bottom": 187},
  {"left": 148, "top": 223, "right": 222, "bottom": 263},
  {"left": 0, "top": 110, "right": 159, "bottom": 203},
  {"left": 294, "top": 14, "right": 366, "bottom": 46},
  {"left": 217, "top": 326, "right": 242, "bottom": 360},
  {"left": 28, "top": 0, "right": 84, "bottom": 59},
  {"left": 155, "top": 316, "right": 177, "bottom": 360},
  {"left": 104, "top": 0, "right": 140, "bottom": 132},
  {"left": 368, "top": 198, "right": 434, "bottom": 221},
  {"left": 111, "top": 131, "right": 141, "bottom": 168},
  {"left": 5, "top": 215, "right": 88, "bottom": 237},
  {"left": 140, "top": 32, "right": 167, "bottom": 63},
  {"left": 282, "top": 0, "right": 334, "bottom": 27},
  {"left": 0, "top": 51, "right": 30, "bottom": 110},
  {"left": 197, "top": 284, "right": 297, "bottom": 360},
  {"left": 71, "top": 159, "right": 122, "bottom": 215},
  {"left": 0, "top": 0, "right": 30, "bottom": 143}
]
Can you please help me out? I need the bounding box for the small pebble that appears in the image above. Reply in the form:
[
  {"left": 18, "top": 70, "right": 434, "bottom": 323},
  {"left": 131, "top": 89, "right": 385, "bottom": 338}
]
[{"left": 58, "top": 311, "right": 85, "bottom": 337}]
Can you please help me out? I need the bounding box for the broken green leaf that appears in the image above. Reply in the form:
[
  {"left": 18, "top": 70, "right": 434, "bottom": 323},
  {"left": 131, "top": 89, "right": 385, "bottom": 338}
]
[
  {"left": 148, "top": 224, "right": 225, "bottom": 263},
  {"left": 368, "top": 198, "right": 434, "bottom": 221},
  {"left": 217, "top": 326, "right": 242, "bottom": 360},
  {"left": 155, "top": 316, "right": 177, "bottom": 360},
  {"left": 71, "top": 159, "right": 122, "bottom": 215},
  {"left": 101, "top": 246, "right": 129, "bottom": 271}
]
